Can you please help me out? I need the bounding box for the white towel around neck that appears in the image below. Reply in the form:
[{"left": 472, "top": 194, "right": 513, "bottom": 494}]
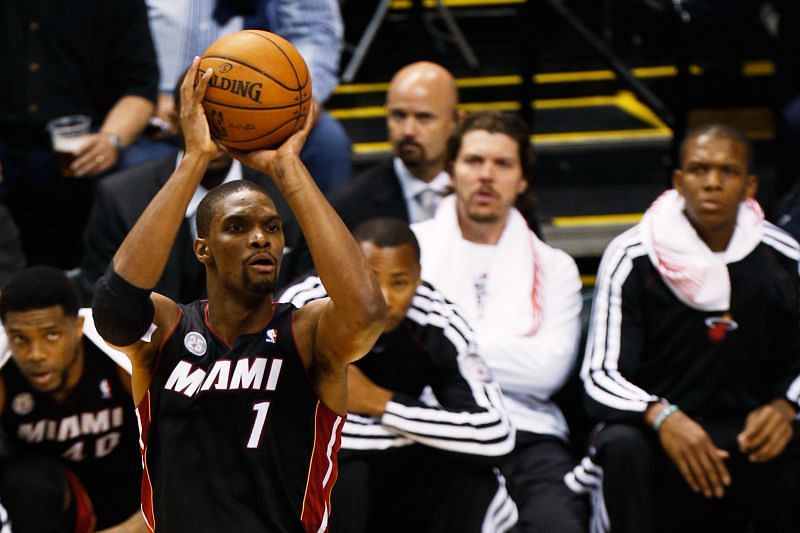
[
  {"left": 640, "top": 189, "right": 763, "bottom": 311},
  {"left": 415, "top": 195, "right": 544, "bottom": 336}
]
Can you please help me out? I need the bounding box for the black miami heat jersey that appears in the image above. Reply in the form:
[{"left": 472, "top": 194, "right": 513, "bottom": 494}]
[
  {"left": 138, "top": 301, "right": 342, "bottom": 533},
  {"left": 0, "top": 340, "right": 141, "bottom": 529}
]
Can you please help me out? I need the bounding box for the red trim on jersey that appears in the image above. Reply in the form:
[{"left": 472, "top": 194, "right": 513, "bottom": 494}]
[
  {"left": 158, "top": 307, "right": 184, "bottom": 352},
  {"left": 63, "top": 468, "right": 96, "bottom": 533},
  {"left": 203, "top": 301, "right": 232, "bottom": 350},
  {"left": 300, "top": 401, "right": 343, "bottom": 532},
  {"left": 288, "top": 308, "right": 310, "bottom": 376},
  {"left": 152, "top": 306, "right": 184, "bottom": 380},
  {"left": 136, "top": 392, "right": 156, "bottom": 532},
  {"left": 135, "top": 305, "right": 180, "bottom": 532},
  {"left": 288, "top": 307, "right": 307, "bottom": 373}
]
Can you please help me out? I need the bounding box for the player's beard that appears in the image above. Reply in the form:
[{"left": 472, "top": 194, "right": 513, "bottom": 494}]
[
  {"left": 396, "top": 140, "right": 427, "bottom": 169},
  {"left": 242, "top": 268, "right": 276, "bottom": 294},
  {"left": 466, "top": 204, "right": 502, "bottom": 224}
]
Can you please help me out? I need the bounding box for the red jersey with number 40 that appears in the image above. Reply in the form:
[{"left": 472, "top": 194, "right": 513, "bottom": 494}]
[{"left": 137, "top": 301, "right": 342, "bottom": 533}]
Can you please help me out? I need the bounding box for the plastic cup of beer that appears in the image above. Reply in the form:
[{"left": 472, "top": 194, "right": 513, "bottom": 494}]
[{"left": 46, "top": 115, "right": 91, "bottom": 177}]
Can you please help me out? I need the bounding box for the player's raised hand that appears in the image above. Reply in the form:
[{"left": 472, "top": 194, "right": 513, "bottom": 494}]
[
  {"left": 657, "top": 409, "right": 731, "bottom": 499},
  {"left": 180, "top": 57, "right": 218, "bottom": 160},
  {"left": 224, "top": 101, "right": 319, "bottom": 181},
  {"left": 738, "top": 398, "right": 795, "bottom": 463}
]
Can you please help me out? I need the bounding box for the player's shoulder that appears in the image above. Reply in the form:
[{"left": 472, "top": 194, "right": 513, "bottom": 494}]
[
  {"left": 526, "top": 232, "right": 582, "bottom": 299},
  {"left": 409, "top": 282, "right": 465, "bottom": 322},
  {"left": 591, "top": 225, "right": 650, "bottom": 286},
  {"left": 290, "top": 297, "right": 327, "bottom": 324},
  {"left": 275, "top": 280, "right": 330, "bottom": 348},
  {"left": 761, "top": 221, "right": 800, "bottom": 261},
  {"left": 597, "top": 225, "right": 648, "bottom": 265},
  {"left": 533, "top": 232, "right": 579, "bottom": 270},
  {"left": 604, "top": 224, "right": 646, "bottom": 255},
  {"left": 287, "top": 289, "right": 328, "bottom": 334},
  {"left": 405, "top": 282, "right": 474, "bottom": 350},
  {"left": 286, "top": 298, "right": 327, "bottom": 371}
]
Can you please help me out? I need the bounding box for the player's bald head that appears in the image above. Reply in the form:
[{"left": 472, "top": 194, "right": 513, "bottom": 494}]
[
  {"left": 387, "top": 61, "right": 458, "bottom": 111},
  {"left": 385, "top": 62, "right": 460, "bottom": 180}
]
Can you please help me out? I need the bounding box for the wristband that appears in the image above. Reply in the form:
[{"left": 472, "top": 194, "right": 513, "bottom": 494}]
[
  {"left": 92, "top": 265, "right": 154, "bottom": 346},
  {"left": 652, "top": 404, "right": 679, "bottom": 432},
  {"left": 105, "top": 132, "right": 125, "bottom": 152}
]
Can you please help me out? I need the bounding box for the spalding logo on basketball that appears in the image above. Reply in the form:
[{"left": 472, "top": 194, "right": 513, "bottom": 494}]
[{"left": 199, "top": 30, "right": 312, "bottom": 151}]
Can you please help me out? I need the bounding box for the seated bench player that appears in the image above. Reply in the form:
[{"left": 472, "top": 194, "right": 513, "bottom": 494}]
[
  {"left": 0, "top": 266, "right": 144, "bottom": 532},
  {"left": 572, "top": 124, "right": 800, "bottom": 533},
  {"left": 281, "top": 217, "right": 518, "bottom": 532}
]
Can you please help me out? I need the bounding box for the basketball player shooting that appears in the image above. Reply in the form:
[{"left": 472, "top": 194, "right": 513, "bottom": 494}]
[{"left": 91, "top": 58, "right": 387, "bottom": 532}]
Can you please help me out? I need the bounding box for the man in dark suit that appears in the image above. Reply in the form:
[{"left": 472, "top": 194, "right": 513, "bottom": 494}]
[
  {"left": 329, "top": 61, "right": 461, "bottom": 228},
  {"left": 279, "top": 62, "right": 462, "bottom": 280},
  {"left": 77, "top": 149, "right": 302, "bottom": 305},
  {"left": 326, "top": 61, "right": 541, "bottom": 238}
]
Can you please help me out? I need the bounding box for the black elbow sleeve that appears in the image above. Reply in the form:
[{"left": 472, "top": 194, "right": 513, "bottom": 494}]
[{"left": 92, "top": 266, "right": 155, "bottom": 346}]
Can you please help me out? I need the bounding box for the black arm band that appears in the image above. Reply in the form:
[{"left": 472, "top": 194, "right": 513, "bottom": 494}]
[{"left": 92, "top": 265, "right": 155, "bottom": 346}]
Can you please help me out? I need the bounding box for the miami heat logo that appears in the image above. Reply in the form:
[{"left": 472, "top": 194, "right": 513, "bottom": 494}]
[{"left": 704, "top": 314, "right": 738, "bottom": 343}]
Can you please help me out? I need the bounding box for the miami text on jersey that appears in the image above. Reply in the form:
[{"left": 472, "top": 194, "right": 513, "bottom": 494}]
[
  {"left": 164, "top": 356, "right": 284, "bottom": 398},
  {"left": 17, "top": 406, "right": 125, "bottom": 444}
]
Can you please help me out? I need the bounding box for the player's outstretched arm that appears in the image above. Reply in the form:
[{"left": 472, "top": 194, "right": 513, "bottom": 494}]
[
  {"left": 110, "top": 58, "right": 217, "bottom": 291},
  {"left": 93, "top": 58, "right": 218, "bottom": 402},
  {"left": 227, "top": 106, "right": 387, "bottom": 368}
]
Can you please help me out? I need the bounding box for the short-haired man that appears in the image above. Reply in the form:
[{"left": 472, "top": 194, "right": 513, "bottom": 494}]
[
  {"left": 78, "top": 77, "right": 303, "bottom": 304},
  {"left": 328, "top": 61, "right": 460, "bottom": 228},
  {"left": 411, "top": 111, "right": 586, "bottom": 531},
  {"left": 91, "top": 58, "right": 386, "bottom": 531},
  {"left": 284, "top": 61, "right": 462, "bottom": 280},
  {"left": 281, "top": 217, "right": 517, "bottom": 532},
  {"left": 576, "top": 124, "right": 800, "bottom": 532},
  {"left": 0, "top": 266, "right": 144, "bottom": 532}
]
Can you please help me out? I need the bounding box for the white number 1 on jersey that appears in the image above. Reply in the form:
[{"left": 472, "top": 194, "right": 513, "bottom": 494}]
[{"left": 247, "top": 401, "right": 271, "bottom": 449}]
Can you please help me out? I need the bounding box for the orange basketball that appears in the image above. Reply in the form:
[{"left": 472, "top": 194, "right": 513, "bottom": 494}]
[{"left": 198, "top": 30, "right": 312, "bottom": 151}]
